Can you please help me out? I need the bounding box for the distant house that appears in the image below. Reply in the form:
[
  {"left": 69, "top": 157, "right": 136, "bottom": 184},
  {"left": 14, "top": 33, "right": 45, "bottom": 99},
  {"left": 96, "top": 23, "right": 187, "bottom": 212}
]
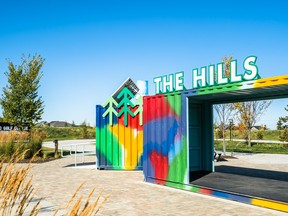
[
  {"left": 251, "top": 125, "right": 267, "bottom": 131},
  {"left": 215, "top": 125, "right": 235, "bottom": 131},
  {"left": 49, "top": 121, "right": 72, "bottom": 127},
  {"left": 36, "top": 121, "right": 49, "bottom": 127}
]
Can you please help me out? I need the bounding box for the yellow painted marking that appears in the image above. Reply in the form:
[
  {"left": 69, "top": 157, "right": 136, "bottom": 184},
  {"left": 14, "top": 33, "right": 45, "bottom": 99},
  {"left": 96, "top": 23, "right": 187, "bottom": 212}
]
[{"left": 252, "top": 198, "right": 288, "bottom": 213}]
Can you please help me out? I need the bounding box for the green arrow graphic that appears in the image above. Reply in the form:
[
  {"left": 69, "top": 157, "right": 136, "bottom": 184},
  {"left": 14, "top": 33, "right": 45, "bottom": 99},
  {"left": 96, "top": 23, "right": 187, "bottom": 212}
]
[
  {"left": 117, "top": 87, "right": 135, "bottom": 108},
  {"left": 102, "top": 97, "right": 119, "bottom": 125},
  {"left": 117, "top": 87, "right": 135, "bottom": 126},
  {"left": 134, "top": 96, "right": 143, "bottom": 126}
]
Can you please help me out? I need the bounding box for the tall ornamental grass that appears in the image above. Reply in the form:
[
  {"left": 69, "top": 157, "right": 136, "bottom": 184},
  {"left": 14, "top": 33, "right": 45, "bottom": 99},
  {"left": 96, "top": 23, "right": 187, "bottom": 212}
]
[
  {"left": 0, "top": 150, "right": 109, "bottom": 215},
  {"left": 0, "top": 131, "right": 45, "bottom": 160}
]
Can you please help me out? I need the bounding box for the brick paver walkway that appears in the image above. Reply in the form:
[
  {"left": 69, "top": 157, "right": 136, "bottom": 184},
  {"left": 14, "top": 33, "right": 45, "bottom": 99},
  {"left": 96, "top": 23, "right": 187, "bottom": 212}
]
[{"left": 28, "top": 155, "right": 286, "bottom": 215}]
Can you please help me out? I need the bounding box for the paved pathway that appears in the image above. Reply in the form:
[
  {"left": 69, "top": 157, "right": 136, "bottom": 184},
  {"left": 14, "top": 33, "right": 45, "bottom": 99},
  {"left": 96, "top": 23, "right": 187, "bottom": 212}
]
[{"left": 26, "top": 154, "right": 287, "bottom": 215}]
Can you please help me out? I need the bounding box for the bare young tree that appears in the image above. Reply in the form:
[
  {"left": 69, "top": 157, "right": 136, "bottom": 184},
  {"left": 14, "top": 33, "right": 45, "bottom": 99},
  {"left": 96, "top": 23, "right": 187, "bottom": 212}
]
[
  {"left": 213, "top": 55, "right": 234, "bottom": 155},
  {"left": 234, "top": 100, "right": 272, "bottom": 147},
  {"left": 214, "top": 103, "right": 234, "bottom": 155}
]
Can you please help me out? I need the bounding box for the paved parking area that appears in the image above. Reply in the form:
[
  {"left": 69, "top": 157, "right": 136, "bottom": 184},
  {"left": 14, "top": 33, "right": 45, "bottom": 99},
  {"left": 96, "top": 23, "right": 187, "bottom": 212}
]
[{"left": 27, "top": 152, "right": 287, "bottom": 215}]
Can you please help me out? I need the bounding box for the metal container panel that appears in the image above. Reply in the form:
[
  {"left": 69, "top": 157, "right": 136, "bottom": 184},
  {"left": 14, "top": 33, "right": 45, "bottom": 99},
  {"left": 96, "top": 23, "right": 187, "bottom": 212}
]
[
  {"left": 143, "top": 93, "right": 189, "bottom": 185},
  {"left": 96, "top": 105, "right": 143, "bottom": 170}
]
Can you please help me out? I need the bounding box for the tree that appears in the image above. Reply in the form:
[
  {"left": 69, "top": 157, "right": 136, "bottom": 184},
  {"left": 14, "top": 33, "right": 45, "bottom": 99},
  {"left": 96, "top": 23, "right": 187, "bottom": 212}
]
[
  {"left": 279, "top": 129, "right": 288, "bottom": 142},
  {"left": 214, "top": 103, "right": 234, "bottom": 155},
  {"left": 81, "top": 121, "right": 88, "bottom": 139},
  {"left": 277, "top": 118, "right": 284, "bottom": 130},
  {"left": 213, "top": 55, "right": 234, "bottom": 155},
  {"left": 1, "top": 55, "right": 45, "bottom": 130},
  {"left": 234, "top": 100, "right": 272, "bottom": 147},
  {"left": 72, "top": 120, "right": 76, "bottom": 127},
  {"left": 278, "top": 104, "right": 288, "bottom": 141},
  {"left": 277, "top": 105, "right": 288, "bottom": 130}
]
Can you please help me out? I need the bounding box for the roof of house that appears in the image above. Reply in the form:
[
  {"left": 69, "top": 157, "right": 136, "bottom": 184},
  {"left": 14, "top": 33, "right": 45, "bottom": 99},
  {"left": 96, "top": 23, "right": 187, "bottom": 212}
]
[{"left": 49, "top": 121, "right": 72, "bottom": 127}]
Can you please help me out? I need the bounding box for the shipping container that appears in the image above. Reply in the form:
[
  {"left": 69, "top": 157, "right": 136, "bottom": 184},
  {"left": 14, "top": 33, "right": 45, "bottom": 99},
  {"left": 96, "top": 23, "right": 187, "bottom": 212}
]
[
  {"left": 143, "top": 75, "right": 288, "bottom": 212},
  {"left": 96, "top": 105, "right": 143, "bottom": 170},
  {"left": 143, "top": 92, "right": 213, "bottom": 186}
]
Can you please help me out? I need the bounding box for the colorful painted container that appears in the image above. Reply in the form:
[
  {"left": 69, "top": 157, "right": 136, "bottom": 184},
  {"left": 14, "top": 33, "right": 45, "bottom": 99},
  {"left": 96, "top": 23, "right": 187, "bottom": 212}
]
[
  {"left": 143, "top": 93, "right": 213, "bottom": 185},
  {"left": 143, "top": 75, "right": 288, "bottom": 212},
  {"left": 96, "top": 105, "right": 143, "bottom": 170}
]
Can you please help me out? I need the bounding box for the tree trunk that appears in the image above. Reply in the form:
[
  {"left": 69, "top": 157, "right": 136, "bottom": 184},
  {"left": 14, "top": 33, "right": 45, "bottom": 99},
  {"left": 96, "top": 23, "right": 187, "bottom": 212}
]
[
  {"left": 247, "top": 129, "right": 252, "bottom": 147},
  {"left": 222, "top": 129, "right": 226, "bottom": 155}
]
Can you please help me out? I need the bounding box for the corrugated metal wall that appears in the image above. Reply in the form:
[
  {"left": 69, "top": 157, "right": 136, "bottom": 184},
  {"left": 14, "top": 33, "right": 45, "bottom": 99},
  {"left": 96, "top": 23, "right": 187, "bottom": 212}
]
[
  {"left": 96, "top": 105, "right": 143, "bottom": 170},
  {"left": 143, "top": 93, "right": 189, "bottom": 185},
  {"left": 143, "top": 92, "right": 214, "bottom": 186}
]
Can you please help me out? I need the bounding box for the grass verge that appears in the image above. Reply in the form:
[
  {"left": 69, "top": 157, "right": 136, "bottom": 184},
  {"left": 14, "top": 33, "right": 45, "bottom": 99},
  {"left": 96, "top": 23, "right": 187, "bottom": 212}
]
[{"left": 215, "top": 140, "right": 288, "bottom": 154}]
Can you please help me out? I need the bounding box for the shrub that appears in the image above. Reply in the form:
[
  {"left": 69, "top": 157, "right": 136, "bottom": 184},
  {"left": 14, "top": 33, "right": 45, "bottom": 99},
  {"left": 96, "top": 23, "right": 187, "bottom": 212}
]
[
  {"left": 279, "top": 129, "right": 288, "bottom": 142},
  {"left": 256, "top": 130, "right": 264, "bottom": 140},
  {"left": 214, "top": 129, "right": 223, "bottom": 139}
]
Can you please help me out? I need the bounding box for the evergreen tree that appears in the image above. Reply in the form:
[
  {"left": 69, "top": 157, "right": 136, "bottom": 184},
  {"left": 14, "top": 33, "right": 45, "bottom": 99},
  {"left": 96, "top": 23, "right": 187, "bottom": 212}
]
[
  {"left": 277, "top": 118, "right": 284, "bottom": 130},
  {"left": 1, "top": 54, "right": 44, "bottom": 130}
]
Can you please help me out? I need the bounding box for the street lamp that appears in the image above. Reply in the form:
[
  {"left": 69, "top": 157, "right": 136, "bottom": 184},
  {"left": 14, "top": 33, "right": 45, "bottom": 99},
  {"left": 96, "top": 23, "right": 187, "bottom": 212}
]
[{"left": 229, "top": 119, "right": 234, "bottom": 141}]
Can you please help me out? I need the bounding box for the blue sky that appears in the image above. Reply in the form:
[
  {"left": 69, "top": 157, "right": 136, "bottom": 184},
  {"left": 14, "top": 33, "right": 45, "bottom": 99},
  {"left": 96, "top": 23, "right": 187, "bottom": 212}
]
[{"left": 0, "top": 1, "right": 287, "bottom": 128}]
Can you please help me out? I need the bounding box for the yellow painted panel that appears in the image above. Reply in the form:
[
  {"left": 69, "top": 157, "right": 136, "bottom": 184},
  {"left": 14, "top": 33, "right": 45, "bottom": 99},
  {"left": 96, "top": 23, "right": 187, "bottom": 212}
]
[
  {"left": 124, "top": 125, "right": 132, "bottom": 167},
  {"left": 254, "top": 75, "right": 288, "bottom": 88},
  {"left": 112, "top": 123, "right": 119, "bottom": 165},
  {"left": 109, "top": 124, "right": 143, "bottom": 170},
  {"left": 252, "top": 198, "right": 288, "bottom": 213}
]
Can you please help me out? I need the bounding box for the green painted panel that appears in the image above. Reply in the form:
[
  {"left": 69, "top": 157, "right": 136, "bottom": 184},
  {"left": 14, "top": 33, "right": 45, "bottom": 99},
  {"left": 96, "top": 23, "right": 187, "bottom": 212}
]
[
  {"left": 97, "top": 127, "right": 122, "bottom": 168},
  {"left": 166, "top": 93, "right": 182, "bottom": 116},
  {"left": 167, "top": 136, "right": 188, "bottom": 185}
]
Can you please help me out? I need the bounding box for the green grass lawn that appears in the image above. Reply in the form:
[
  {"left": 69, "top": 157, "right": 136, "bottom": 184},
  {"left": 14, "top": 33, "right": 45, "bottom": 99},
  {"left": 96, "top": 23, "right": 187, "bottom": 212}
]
[
  {"left": 34, "top": 126, "right": 96, "bottom": 141},
  {"left": 214, "top": 140, "right": 288, "bottom": 154},
  {"left": 219, "top": 129, "right": 285, "bottom": 141}
]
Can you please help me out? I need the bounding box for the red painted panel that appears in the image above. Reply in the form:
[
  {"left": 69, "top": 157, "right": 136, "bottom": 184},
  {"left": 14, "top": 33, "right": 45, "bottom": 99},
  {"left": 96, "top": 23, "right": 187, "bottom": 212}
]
[
  {"left": 200, "top": 188, "right": 212, "bottom": 195},
  {"left": 143, "top": 95, "right": 177, "bottom": 123},
  {"left": 149, "top": 151, "right": 169, "bottom": 185},
  {"left": 118, "top": 106, "right": 142, "bottom": 130}
]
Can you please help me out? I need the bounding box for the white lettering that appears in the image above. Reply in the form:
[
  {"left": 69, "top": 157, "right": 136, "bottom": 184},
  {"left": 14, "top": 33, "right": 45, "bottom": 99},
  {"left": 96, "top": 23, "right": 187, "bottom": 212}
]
[
  {"left": 192, "top": 68, "right": 206, "bottom": 88},
  {"left": 243, "top": 56, "right": 258, "bottom": 80},
  {"left": 162, "top": 74, "right": 174, "bottom": 93},
  {"left": 175, "top": 72, "right": 184, "bottom": 91},
  {"left": 230, "top": 60, "right": 242, "bottom": 82},
  {"left": 217, "top": 63, "right": 228, "bottom": 84},
  {"left": 208, "top": 65, "right": 215, "bottom": 86},
  {"left": 153, "top": 77, "right": 162, "bottom": 94}
]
